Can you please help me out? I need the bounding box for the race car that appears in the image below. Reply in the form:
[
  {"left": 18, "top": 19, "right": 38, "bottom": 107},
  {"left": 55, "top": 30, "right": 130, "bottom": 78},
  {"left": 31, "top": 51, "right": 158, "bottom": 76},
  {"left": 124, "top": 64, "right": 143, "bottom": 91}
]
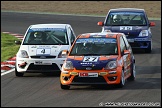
[
  {"left": 60, "top": 31, "right": 136, "bottom": 89},
  {"left": 97, "top": 8, "right": 155, "bottom": 53},
  {"left": 15, "top": 24, "right": 76, "bottom": 77}
]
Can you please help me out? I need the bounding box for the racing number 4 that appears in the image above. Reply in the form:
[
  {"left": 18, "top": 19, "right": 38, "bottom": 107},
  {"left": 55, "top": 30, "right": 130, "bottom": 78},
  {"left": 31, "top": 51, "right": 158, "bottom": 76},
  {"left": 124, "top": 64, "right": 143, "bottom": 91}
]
[{"left": 41, "top": 49, "right": 45, "bottom": 54}]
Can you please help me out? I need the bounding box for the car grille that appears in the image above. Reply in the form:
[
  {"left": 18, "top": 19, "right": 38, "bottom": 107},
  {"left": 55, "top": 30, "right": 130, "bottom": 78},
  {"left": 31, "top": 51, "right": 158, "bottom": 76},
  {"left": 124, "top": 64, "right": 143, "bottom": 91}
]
[
  {"left": 126, "top": 34, "right": 137, "bottom": 38},
  {"left": 75, "top": 67, "right": 103, "bottom": 70},
  {"left": 30, "top": 56, "right": 56, "bottom": 59},
  {"left": 129, "top": 42, "right": 140, "bottom": 47},
  {"left": 72, "top": 76, "right": 106, "bottom": 83},
  {"left": 27, "top": 63, "right": 60, "bottom": 72}
]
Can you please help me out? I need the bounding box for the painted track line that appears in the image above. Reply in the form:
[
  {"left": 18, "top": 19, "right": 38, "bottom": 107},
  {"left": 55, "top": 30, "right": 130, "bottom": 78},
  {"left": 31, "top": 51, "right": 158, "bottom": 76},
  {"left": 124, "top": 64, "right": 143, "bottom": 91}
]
[{"left": 1, "top": 68, "right": 15, "bottom": 76}]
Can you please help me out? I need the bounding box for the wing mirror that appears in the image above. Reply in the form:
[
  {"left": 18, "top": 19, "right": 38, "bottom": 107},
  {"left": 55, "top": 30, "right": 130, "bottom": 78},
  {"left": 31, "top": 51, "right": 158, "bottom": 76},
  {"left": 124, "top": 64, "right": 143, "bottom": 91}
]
[
  {"left": 15, "top": 40, "right": 21, "bottom": 45},
  {"left": 124, "top": 50, "right": 130, "bottom": 55},
  {"left": 149, "top": 22, "right": 155, "bottom": 27},
  {"left": 97, "top": 21, "right": 104, "bottom": 26}
]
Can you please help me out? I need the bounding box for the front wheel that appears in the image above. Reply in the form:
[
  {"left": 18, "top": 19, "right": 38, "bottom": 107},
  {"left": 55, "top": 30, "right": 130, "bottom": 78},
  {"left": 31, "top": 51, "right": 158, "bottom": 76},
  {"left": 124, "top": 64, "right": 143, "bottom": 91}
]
[
  {"left": 60, "top": 83, "right": 70, "bottom": 90},
  {"left": 117, "top": 70, "right": 125, "bottom": 88},
  {"left": 128, "top": 63, "right": 136, "bottom": 81},
  {"left": 145, "top": 41, "right": 152, "bottom": 53},
  {"left": 15, "top": 66, "right": 24, "bottom": 77}
]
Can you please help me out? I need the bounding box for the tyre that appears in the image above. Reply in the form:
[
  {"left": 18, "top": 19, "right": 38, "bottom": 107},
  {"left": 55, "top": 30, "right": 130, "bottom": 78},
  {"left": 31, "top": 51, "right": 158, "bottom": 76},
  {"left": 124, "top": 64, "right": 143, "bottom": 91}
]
[
  {"left": 145, "top": 41, "right": 152, "bottom": 53},
  {"left": 15, "top": 66, "right": 24, "bottom": 77},
  {"left": 117, "top": 70, "right": 125, "bottom": 88},
  {"left": 128, "top": 63, "right": 136, "bottom": 81},
  {"left": 60, "top": 83, "right": 70, "bottom": 90}
]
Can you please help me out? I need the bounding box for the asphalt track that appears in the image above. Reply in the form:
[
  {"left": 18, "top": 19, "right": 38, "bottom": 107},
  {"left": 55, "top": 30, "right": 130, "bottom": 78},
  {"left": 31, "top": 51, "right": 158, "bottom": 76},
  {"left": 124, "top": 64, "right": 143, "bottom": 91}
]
[{"left": 1, "top": 12, "right": 161, "bottom": 107}]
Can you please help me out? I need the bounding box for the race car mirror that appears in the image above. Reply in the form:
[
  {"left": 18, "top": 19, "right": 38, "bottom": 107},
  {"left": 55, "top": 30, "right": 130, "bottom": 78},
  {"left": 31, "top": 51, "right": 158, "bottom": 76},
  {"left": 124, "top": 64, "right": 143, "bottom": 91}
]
[
  {"left": 15, "top": 40, "right": 21, "bottom": 45},
  {"left": 150, "top": 22, "right": 155, "bottom": 27},
  {"left": 124, "top": 50, "right": 130, "bottom": 55},
  {"left": 97, "top": 21, "right": 104, "bottom": 26}
]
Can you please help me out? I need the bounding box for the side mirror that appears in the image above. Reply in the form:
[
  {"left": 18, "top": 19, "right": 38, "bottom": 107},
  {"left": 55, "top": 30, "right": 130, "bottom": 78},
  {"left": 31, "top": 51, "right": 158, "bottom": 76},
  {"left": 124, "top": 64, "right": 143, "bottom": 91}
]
[
  {"left": 124, "top": 50, "right": 130, "bottom": 55},
  {"left": 149, "top": 22, "right": 155, "bottom": 27},
  {"left": 15, "top": 40, "right": 21, "bottom": 45},
  {"left": 97, "top": 21, "right": 104, "bottom": 26}
]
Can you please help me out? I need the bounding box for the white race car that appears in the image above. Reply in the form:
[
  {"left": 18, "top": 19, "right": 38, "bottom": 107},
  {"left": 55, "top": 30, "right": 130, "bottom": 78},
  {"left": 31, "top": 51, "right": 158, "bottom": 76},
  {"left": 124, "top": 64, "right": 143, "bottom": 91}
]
[{"left": 15, "top": 24, "right": 76, "bottom": 77}]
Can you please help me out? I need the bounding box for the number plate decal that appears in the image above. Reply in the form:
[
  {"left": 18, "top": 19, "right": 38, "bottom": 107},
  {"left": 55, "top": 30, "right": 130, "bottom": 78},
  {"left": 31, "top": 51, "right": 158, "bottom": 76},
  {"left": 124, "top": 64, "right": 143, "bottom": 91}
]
[{"left": 34, "top": 61, "right": 52, "bottom": 65}]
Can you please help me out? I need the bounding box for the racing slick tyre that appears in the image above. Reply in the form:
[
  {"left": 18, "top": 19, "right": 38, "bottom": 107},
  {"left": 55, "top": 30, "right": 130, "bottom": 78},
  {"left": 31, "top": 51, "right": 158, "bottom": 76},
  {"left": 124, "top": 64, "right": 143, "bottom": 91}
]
[
  {"left": 117, "top": 69, "right": 125, "bottom": 88},
  {"left": 61, "top": 83, "right": 70, "bottom": 90},
  {"left": 128, "top": 63, "right": 136, "bottom": 81},
  {"left": 145, "top": 41, "right": 152, "bottom": 53},
  {"left": 15, "top": 66, "right": 24, "bottom": 77}
]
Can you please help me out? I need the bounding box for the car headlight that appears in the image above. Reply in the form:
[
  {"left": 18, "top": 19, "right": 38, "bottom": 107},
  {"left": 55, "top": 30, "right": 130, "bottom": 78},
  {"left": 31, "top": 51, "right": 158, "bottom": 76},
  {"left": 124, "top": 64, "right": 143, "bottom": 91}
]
[
  {"left": 139, "top": 30, "right": 149, "bottom": 37},
  {"left": 58, "top": 50, "right": 68, "bottom": 58},
  {"left": 18, "top": 50, "right": 29, "bottom": 58},
  {"left": 63, "top": 61, "right": 74, "bottom": 70},
  {"left": 105, "top": 61, "right": 117, "bottom": 70}
]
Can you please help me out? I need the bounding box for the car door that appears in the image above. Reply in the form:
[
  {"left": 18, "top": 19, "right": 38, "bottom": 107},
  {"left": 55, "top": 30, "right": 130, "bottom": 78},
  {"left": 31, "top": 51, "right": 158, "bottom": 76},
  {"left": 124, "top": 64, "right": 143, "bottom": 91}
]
[
  {"left": 120, "top": 36, "right": 131, "bottom": 77},
  {"left": 67, "top": 25, "right": 76, "bottom": 46}
]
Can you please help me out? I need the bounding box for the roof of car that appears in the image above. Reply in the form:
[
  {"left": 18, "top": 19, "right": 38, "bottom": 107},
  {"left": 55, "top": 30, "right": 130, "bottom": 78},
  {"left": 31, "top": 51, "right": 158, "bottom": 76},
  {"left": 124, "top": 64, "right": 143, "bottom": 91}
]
[
  {"left": 109, "top": 8, "right": 145, "bottom": 12},
  {"left": 29, "top": 24, "right": 70, "bottom": 29},
  {"left": 78, "top": 32, "right": 124, "bottom": 39}
]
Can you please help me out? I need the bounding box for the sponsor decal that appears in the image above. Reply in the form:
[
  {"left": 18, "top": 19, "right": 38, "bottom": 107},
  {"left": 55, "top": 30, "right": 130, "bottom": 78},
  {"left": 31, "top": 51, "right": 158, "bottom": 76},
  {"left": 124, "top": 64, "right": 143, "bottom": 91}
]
[
  {"left": 76, "top": 38, "right": 117, "bottom": 43},
  {"left": 29, "top": 28, "right": 65, "bottom": 32},
  {"left": 86, "top": 67, "right": 92, "bottom": 70},
  {"left": 118, "top": 59, "right": 123, "bottom": 66},
  {"left": 134, "top": 38, "right": 149, "bottom": 41},
  {"left": 79, "top": 72, "right": 98, "bottom": 77},
  {"left": 31, "top": 45, "right": 37, "bottom": 48},
  {"left": 127, "top": 39, "right": 134, "bottom": 42}
]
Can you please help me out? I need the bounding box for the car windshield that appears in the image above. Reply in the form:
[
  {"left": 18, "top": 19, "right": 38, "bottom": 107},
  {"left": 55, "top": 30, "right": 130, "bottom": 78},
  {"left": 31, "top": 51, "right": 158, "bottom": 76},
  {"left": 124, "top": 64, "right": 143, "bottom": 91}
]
[
  {"left": 23, "top": 28, "right": 69, "bottom": 45},
  {"left": 70, "top": 38, "right": 118, "bottom": 56},
  {"left": 105, "top": 12, "right": 147, "bottom": 26}
]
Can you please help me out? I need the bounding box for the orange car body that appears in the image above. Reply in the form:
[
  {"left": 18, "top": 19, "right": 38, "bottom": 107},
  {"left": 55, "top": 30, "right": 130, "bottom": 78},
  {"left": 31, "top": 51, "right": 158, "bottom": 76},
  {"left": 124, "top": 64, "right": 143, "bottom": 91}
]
[{"left": 60, "top": 32, "right": 136, "bottom": 89}]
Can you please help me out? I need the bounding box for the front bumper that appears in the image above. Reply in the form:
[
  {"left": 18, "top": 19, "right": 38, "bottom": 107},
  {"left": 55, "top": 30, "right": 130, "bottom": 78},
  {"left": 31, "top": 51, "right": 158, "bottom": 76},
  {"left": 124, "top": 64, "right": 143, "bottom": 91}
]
[
  {"left": 60, "top": 70, "right": 121, "bottom": 85},
  {"left": 16, "top": 57, "right": 65, "bottom": 73},
  {"left": 127, "top": 37, "right": 151, "bottom": 49}
]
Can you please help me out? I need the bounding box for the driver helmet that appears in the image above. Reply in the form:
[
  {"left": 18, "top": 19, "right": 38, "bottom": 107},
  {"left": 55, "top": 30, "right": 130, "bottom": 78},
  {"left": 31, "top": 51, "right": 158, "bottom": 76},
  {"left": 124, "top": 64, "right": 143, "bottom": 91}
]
[
  {"left": 34, "top": 32, "right": 42, "bottom": 38},
  {"left": 83, "top": 42, "right": 93, "bottom": 50},
  {"left": 113, "top": 14, "right": 122, "bottom": 23}
]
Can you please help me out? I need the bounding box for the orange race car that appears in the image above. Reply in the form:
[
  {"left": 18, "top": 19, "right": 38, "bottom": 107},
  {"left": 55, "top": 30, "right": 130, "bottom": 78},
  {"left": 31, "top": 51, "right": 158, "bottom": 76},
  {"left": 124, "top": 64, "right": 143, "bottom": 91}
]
[{"left": 60, "top": 31, "right": 136, "bottom": 89}]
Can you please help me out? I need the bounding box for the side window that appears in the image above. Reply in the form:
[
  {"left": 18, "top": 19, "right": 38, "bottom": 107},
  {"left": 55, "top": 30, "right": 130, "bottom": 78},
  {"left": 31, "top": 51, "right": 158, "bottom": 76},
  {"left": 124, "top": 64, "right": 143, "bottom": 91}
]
[
  {"left": 120, "top": 36, "right": 127, "bottom": 54},
  {"left": 122, "top": 35, "right": 133, "bottom": 56},
  {"left": 69, "top": 27, "right": 76, "bottom": 44},
  {"left": 122, "top": 35, "right": 130, "bottom": 50}
]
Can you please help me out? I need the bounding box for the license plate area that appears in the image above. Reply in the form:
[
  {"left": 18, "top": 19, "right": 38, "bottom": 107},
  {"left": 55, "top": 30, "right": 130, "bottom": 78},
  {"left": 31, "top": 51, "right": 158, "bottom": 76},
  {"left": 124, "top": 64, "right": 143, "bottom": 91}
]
[{"left": 34, "top": 61, "right": 52, "bottom": 65}]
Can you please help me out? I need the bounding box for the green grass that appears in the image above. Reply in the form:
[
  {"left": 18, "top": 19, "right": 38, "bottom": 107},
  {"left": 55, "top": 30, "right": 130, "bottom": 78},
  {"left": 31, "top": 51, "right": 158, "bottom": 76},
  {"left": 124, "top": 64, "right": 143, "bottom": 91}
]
[{"left": 1, "top": 33, "right": 21, "bottom": 62}]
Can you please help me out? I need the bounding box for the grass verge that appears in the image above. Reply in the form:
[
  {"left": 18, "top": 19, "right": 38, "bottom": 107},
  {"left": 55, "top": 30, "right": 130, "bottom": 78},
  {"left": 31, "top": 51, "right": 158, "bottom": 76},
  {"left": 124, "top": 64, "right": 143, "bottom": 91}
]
[{"left": 1, "top": 33, "right": 21, "bottom": 62}]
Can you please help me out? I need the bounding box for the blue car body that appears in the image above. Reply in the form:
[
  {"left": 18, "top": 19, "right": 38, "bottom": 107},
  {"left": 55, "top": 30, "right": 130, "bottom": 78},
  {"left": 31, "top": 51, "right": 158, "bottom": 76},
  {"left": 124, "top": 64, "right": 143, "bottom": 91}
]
[{"left": 98, "top": 8, "right": 155, "bottom": 53}]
